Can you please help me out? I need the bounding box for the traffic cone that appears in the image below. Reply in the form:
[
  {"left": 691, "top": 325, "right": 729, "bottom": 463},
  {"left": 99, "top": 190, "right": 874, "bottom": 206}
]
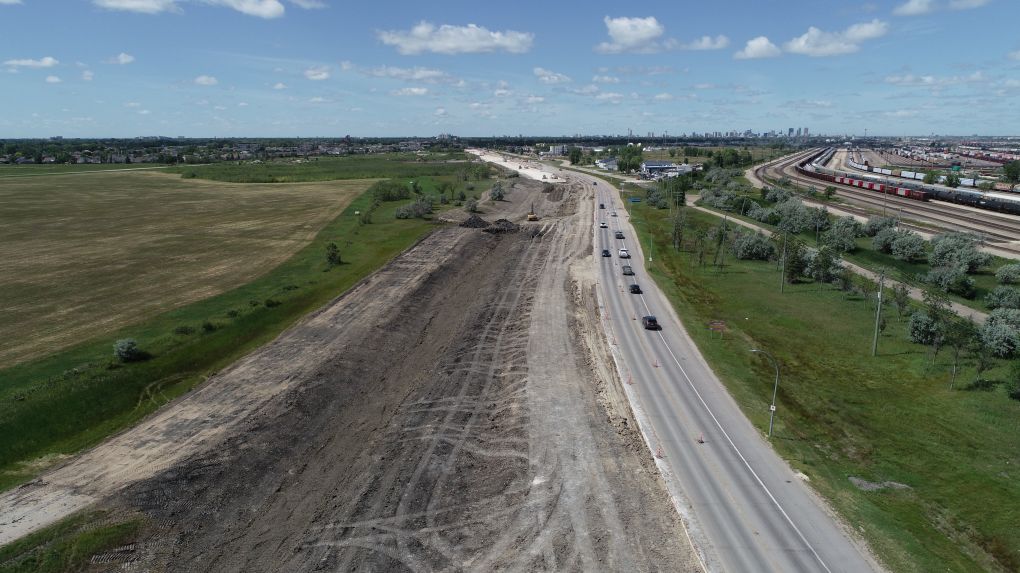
[{"left": 655, "top": 445, "right": 665, "bottom": 459}]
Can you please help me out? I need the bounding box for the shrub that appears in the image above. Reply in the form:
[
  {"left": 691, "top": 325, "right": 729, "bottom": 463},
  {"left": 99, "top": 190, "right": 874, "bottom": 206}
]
[
  {"left": 926, "top": 265, "right": 976, "bottom": 298},
  {"left": 201, "top": 321, "right": 217, "bottom": 332},
  {"left": 747, "top": 203, "right": 779, "bottom": 225},
  {"left": 465, "top": 198, "right": 478, "bottom": 213},
  {"left": 979, "top": 308, "right": 1020, "bottom": 358},
  {"left": 890, "top": 231, "right": 926, "bottom": 263},
  {"left": 765, "top": 187, "right": 791, "bottom": 203},
  {"left": 113, "top": 338, "right": 144, "bottom": 362},
  {"left": 873, "top": 227, "right": 898, "bottom": 253},
  {"left": 908, "top": 311, "right": 942, "bottom": 346},
  {"left": 775, "top": 199, "right": 812, "bottom": 234},
  {"left": 326, "top": 242, "right": 341, "bottom": 266},
  {"left": 731, "top": 231, "right": 775, "bottom": 260},
  {"left": 489, "top": 181, "right": 505, "bottom": 201},
  {"left": 264, "top": 298, "right": 282, "bottom": 308},
  {"left": 394, "top": 198, "right": 434, "bottom": 219},
  {"left": 807, "top": 247, "right": 842, "bottom": 283},
  {"left": 249, "top": 299, "right": 261, "bottom": 307},
  {"left": 985, "top": 286, "right": 1020, "bottom": 310},
  {"left": 930, "top": 232, "right": 989, "bottom": 273},
  {"left": 995, "top": 263, "right": 1020, "bottom": 284},
  {"left": 863, "top": 216, "right": 896, "bottom": 237},
  {"left": 225, "top": 309, "right": 240, "bottom": 318},
  {"left": 173, "top": 325, "right": 196, "bottom": 336},
  {"left": 822, "top": 216, "right": 861, "bottom": 253},
  {"left": 370, "top": 180, "right": 411, "bottom": 202}
]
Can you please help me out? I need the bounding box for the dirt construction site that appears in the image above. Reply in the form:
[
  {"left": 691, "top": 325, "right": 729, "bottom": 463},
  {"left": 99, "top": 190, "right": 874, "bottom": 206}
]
[{"left": 0, "top": 177, "right": 699, "bottom": 571}]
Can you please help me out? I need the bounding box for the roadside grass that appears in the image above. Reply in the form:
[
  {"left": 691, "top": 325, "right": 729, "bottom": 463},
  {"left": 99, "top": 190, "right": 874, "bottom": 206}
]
[
  {"left": 170, "top": 152, "right": 473, "bottom": 183},
  {"left": 627, "top": 200, "right": 1020, "bottom": 572},
  {"left": 0, "top": 172, "right": 370, "bottom": 367},
  {"left": 0, "top": 510, "right": 140, "bottom": 573},
  {"left": 0, "top": 187, "right": 447, "bottom": 492},
  {"left": 0, "top": 164, "right": 170, "bottom": 176}
]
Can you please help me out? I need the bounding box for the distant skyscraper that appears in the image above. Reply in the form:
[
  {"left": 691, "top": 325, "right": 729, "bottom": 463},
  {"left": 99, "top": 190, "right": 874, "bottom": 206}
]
[
  {"left": 788, "top": 127, "right": 794, "bottom": 137},
  {"left": 804, "top": 127, "right": 810, "bottom": 136},
  {"left": 796, "top": 127, "right": 802, "bottom": 137}
]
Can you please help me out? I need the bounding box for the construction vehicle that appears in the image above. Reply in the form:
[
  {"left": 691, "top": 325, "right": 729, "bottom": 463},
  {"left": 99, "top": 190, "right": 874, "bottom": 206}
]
[{"left": 527, "top": 202, "right": 539, "bottom": 221}]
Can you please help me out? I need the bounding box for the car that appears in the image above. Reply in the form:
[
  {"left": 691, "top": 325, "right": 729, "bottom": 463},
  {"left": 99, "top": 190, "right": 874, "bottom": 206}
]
[
  {"left": 619, "top": 248, "right": 630, "bottom": 258},
  {"left": 622, "top": 265, "right": 634, "bottom": 276},
  {"left": 611, "top": 211, "right": 618, "bottom": 217},
  {"left": 599, "top": 221, "right": 608, "bottom": 228},
  {"left": 599, "top": 203, "right": 605, "bottom": 209},
  {"left": 629, "top": 284, "right": 642, "bottom": 294},
  {"left": 601, "top": 249, "right": 611, "bottom": 257},
  {"left": 641, "top": 315, "right": 661, "bottom": 330},
  {"left": 614, "top": 231, "right": 624, "bottom": 239}
]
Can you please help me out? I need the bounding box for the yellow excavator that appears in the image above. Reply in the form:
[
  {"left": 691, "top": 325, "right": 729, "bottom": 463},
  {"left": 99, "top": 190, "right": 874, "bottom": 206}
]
[{"left": 527, "top": 202, "right": 539, "bottom": 221}]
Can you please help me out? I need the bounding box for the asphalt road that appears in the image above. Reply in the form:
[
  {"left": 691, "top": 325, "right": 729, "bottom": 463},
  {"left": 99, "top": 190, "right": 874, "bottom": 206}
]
[{"left": 582, "top": 173, "right": 877, "bottom": 572}]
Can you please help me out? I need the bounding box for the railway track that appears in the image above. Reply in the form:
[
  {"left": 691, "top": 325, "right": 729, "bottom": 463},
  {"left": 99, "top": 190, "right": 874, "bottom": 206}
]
[{"left": 757, "top": 150, "right": 1020, "bottom": 243}]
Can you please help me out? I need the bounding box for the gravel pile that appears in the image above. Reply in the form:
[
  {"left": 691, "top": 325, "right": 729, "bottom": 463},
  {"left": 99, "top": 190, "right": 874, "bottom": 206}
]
[
  {"left": 459, "top": 214, "right": 491, "bottom": 228},
  {"left": 484, "top": 218, "right": 520, "bottom": 234}
]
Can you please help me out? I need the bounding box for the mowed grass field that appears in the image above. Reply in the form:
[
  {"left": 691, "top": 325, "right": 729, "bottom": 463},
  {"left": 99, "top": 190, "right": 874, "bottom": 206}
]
[
  {"left": 621, "top": 194, "right": 1020, "bottom": 572},
  {"left": 0, "top": 171, "right": 370, "bottom": 367}
]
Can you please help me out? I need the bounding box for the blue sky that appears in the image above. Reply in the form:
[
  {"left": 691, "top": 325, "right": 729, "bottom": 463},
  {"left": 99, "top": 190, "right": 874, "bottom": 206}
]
[{"left": 1, "top": 0, "right": 1018, "bottom": 137}]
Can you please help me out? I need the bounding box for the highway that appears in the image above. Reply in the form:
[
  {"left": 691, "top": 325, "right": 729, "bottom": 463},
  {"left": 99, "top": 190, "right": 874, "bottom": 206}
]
[{"left": 580, "top": 172, "right": 878, "bottom": 572}]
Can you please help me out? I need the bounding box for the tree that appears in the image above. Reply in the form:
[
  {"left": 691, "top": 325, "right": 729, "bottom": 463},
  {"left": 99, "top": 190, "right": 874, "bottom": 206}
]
[
  {"left": 807, "top": 246, "right": 840, "bottom": 283},
  {"left": 923, "top": 170, "right": 940, "bottom": 184},
  {"left": 465, "top": 198, "right": 478, "bottom": 213},
  {"left": 325, "top": 242, "right": 341, "bottom": 266},
  {"left": 929, "top": 232, "right": 989, "bottom": 273},
  {"left": 731, "top": 231, "right": 775, "bottom": 261},
  {"left": 922, "top": 288, "right": 951, "bottom": 361},
  {"left": 944, "top": 318, "right": 977, "bottom": 389},
  {"left": 821, "top": 216, "right": 861, "bottom": 253},
  {"left": 113, "top": 338, "right": 144, "bottom": 362},
  {"left": 1002, "top": 160, "right": 1020, "bottom": 191},
  {"left": 671, "top": 210, "right": 687, "bottom": 251},
  {"left": 489, "top": 181, "right": 505, "bottom": 201},
  {"left": 617, "top": 144, "right": 644, "bottom": 173},
  {"left": 979, "top": 308, "right": 1020, "bottom": 358},
  {"left": 926, "top": 265, "right": 976, "bottom": 298},
  {"left": 668, "top": 147, "right": 677, "bottom": 158},
  {"left": 944, "top": 172, "right": 961, "bottom": 188},
  {"left": 996, "top": 263, "right": 1020, "bottom": 285},
  {"left": 568, "top": 146, "right": 583, "bottom": 165},
  {"left": 890, "top": 231, "right": 926, "bottom": 263},
  {"left": 823, "top": 185, "right": 837, "bottom": 199},
  {"left": 863, "top": 216, "right": 896, "bottom": 237},
  {"left": 985, "top": 286, "right": 1020, "bottom": 310},
  {"left": 775, "top": 199, "right": 812, "bottom": 234},
  {"left": 891, "top": 282, "right": 911, "bottom": 319}
]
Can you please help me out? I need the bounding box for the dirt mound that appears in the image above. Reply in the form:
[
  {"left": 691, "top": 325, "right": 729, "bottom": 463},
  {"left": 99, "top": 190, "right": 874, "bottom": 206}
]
[
  {"left": 484, "top": 218, "right": 520, "bottom": 234},
  {"left": 460, "top": 214, "right": 491, "bottom": 228}
]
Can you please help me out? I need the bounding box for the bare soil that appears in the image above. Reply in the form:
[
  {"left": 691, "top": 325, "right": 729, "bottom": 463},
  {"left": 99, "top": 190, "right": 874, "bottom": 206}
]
[{"left": 0, "top": 178, "right": 697, "bottom": 571}]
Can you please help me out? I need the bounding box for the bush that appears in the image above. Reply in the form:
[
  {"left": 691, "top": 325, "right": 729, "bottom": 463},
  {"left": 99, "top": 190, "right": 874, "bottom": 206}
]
[
  {"left": 370, "top": 180, "right": 411, "bottom": 202},
  {"left": 173, "top": 325, "right": 196, "bottom": 336},
  {"left": 765, "top": 187, "right": 791, "bottom": 203},
  {"left": 731, "top": 231, "right": 775, "bottom": 260},
  {"left": 985, "top": 286, "right": 1020, "bottom": 310},
  {"left": 995, "top": 263, "right": 1020, "bottom": 284},
  {"left": 890, "top": 231, "right": 926, "bottom": 263},
  {"left": 872, "top": 227, "right": 898, "bottom": 253},
  {"left": 394, "top": 198, "right": 434, "bottom": 219},
  {"left": 225, "top": 309, "right": 240, "bottom": 318},
  {"left": 926, "top": 265, "right": 976, "bottom": 298},
  {"left": 264, "top": 298, "right": 282, "bottom": 308},
  {"left": 747, "top": 203, "right": 779, "bottom": 225},
  {"left": 201, "top": 321, "right": 217, "bottom": 332},
  {"left": 807, "top": 247, "right": 842, "bottom": 283},
  {"left": 465, "top": 198, "right": 478, "bottom": 213},
  {"left": 979, "top": 308, "right": 1020, "bottom": 358},
  {"left": 113, "top": 338, "right": 144, "bottom": 362},
  {"left": 489, "top": 181, "right": 505, "bottom": 201},
  {"left": 863, "top": 216, "right": 896, "bottom": 237},
  {"left": 908, "top": 311, "right": 942, "bottom": 346},
  {"left": 775, "top": 199, "right": 812, "bottom": 234},
  {"left": 930, "top": 233, "right": 989, "bottom": 273}
]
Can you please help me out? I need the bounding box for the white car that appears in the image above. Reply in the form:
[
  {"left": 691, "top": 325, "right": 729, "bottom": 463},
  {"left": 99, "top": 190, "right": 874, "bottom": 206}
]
[
  {"left": 610, "top": 211, "right": 618, "bottom": 217},
  {"left": 599, "top": 221, "right": 608, "bottom": 228},
  {"left": 619, "top": 248, "right": 630, "bottom": 259}
]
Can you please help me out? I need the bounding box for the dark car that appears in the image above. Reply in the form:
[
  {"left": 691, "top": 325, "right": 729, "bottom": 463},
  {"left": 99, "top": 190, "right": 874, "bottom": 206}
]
[
  {"left": 622, "top": 265, "right": 634, "bottom": 276},
  {"left": 629, "top": 284, "right": 642, "bottom": 294},
  {"left": 601, "top": 249, "right": 611, "bottom": 257},
  {"left": 614, "top": 231, "right": 624, "bottom": 239},
  {"left": 641, "top": 315, "right": 661, "bottom": 330},
  {"left": 599, "top": 203, "right": 605, "bottom": 209}
]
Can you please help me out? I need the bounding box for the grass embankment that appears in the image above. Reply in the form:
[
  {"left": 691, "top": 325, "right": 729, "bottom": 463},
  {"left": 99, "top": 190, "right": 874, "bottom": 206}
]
[
  {"left": 171, "top": 152, "right": 471, "bottom": 183},
  {"left": 0, "top": 511, "right": 140, "bottom": 573},
  {"left": 0, "top": 154, "right": 499, "bottom": 492},
  {"left": 0, "top": 164, "right": 171, "bottom": 176},
  {"left": 627, "top": 199, "right": 1020, "bottom": 572}
]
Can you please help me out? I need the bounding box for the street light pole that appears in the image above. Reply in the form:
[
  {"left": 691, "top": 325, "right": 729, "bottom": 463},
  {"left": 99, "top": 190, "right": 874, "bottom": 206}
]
[{"left": 750, "top": 349, "right": 780, "bottom": 438}]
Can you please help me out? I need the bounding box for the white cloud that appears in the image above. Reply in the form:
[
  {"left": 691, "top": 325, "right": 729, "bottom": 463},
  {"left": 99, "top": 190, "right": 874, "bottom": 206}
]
[
  {"left": 125, "top": 101, "right": 142, "bottom": 107},
  {"left": 596, "top": 15, "right": 668, "bottom": 53},
  {"left": 734, "top": 36, "right": 781, "bottom": 59},
  {"left": 378, "top": 21, "right": 533, "bottom": 55},
  {"left": 949, "top": 0, "right": 989, "bottom": 8},
  {"left": 884, "top": 70, "right": 985, "bottom": 87},
  {"left": 434, "top": 107, "right": 447, "bottom": 117},
  {"left": 525, "top": 95, "right": 544, "bottom": 104},
  {"left": 884, "top": 109, "right": 918, "bottom": 117},
  {"left": 92, "top": 0, "right": 178, "bottom": 13},
  {"left": 534, "top": 67, "right": 570, "bottom": 84},
  {"left": 238, "top": 101, "right": 248, "bottom": 106},
  {"left": 109, "top": 52, "right": 135, "bottom": 65},
  {"left": 366, "top": 65, "right": 449, "bottom": 83},
  {"left": 393, "top": 87, "right": 428, "bottom": 96},
  {"left": 592, "top": 75, "right": 620, "bottom": 84},
  {"left": 0, "top": 0, "right": 24, "bottom": 4},
  {"left": 304, "top": 66, "right": 329, "bottom": 80},
  {"left": 45, "top": 75, "right": 61, "bottom": 83},
  {"left": 494, "top": 88, "right": 511, "bottom": 97},
  {"left": 693, "top": 83, "right": 717, "bottom": 90},
  {"left": 288, "top": 0, "right": 325, "bottom": 8},
  {"left": 570, "top": 84, "right": 599, "bottom": 95},
  {"left": 595, "top": 92, "right": 625, "bottom": 103},
  {"left": 273, "top": 82, "right": 287, "bottom": 89},
  {"left": 82, "top": 70, "right": 95, "bottom": 81},
  {"left": 194, "top": 74, "right": 218, "bottom": 85},
  {"left": 1009, "top": 50, "right": 1020, "bottom": 61},
  {"left": 206, "top": 0, "right": 285, "bottom": 18},
  {"left": 3, "top": 56, "right": 58, "bottom": 68},
  {"left": 653, "top": 93, "right": 674, "bottom": 100},
  {"left": 686, "top": 35, "right": 729, "bottom": 50},
  {"left": 893, "top": 0, "right": 935, "bottom": 15},
  {"left": 137, "top": 109, "right": 152, "bottom": 115},
  {"left": 784, "top": 19, "right": 888, "bottom": 57},
  {"left": 309, "top": 96, "right": 330, "bottom": 102}
]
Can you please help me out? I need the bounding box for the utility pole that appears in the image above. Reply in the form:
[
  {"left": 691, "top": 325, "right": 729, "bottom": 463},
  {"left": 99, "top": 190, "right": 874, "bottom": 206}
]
[{"left": 871, "top": 270, "right": 886, "bottom": 357}]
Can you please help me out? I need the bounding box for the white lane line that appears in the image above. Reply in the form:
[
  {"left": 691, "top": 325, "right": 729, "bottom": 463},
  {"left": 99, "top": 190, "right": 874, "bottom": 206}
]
[{"left": 640, "top": 302, "right": 833, "bottom": 573}]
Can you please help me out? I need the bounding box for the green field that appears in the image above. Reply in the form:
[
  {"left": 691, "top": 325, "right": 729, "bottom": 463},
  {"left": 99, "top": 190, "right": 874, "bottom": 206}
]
[
  {"left": 170, "top": 152, "right": 475, "bottom": 183},
  {"left": 0, "top": 510, "right": 140, "bottom": 573},
  {"left": 625, "top": 196, "right": 1020, "bottom": 572},
  {"left": 0, "top": 155, "right": 496, "bottom": 492}
]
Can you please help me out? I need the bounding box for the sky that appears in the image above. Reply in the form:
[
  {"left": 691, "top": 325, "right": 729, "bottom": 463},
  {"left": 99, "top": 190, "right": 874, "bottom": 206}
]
[{"left": 1, "top": 0, "right": 1018, "bottom": 138}]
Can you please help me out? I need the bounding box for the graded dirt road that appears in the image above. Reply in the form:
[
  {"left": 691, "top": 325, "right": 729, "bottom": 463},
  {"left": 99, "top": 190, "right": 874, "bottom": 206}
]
[{"left": 1, "top": 177, "right": 698, "bottom": 571}]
